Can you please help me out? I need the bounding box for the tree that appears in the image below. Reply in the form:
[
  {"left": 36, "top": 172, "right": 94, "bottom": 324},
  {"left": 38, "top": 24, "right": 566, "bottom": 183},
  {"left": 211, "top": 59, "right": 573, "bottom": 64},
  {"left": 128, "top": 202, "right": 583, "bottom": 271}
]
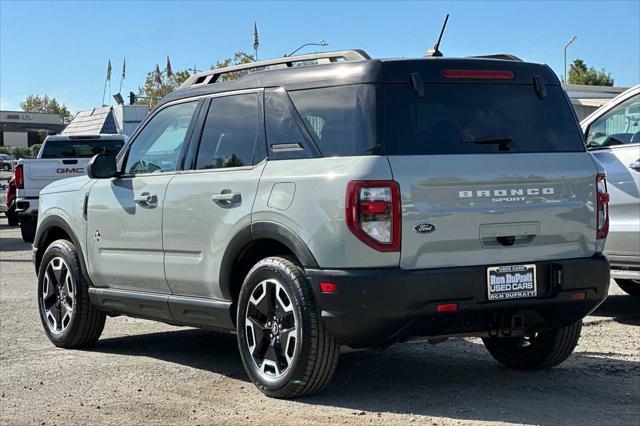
[
  {"left": 136, "top": 52, "right": 255, "bottom": 108},
  {"left": 20, "top": 95, "right": 72, "bottom": 123},
  {"left": 136, "top": 69, "right": 191, "bottom": 109},
  {"left": 213, "top": 52, "right": 256, "bottom": 81},
  {"left": 568, "top": 59, "right": 614, "bottom": 86}
]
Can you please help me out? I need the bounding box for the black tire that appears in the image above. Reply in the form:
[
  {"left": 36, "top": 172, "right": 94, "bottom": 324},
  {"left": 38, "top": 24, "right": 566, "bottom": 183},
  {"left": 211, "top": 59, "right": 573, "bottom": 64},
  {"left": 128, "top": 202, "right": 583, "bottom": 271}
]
[
  {"left": 237, "top": 256, "right": 339, "bottom": 398},
  {"left": 6, "top": 205, "right": 19, "bottom": 226},
  {"left": 37, "top": 239, "right": 106, "bottom": 348},
  {"left": 20, "top": 219, "right": 36, "bottom": 243},
  {"left": 483, "top": 321, "right": 582, "bottom": 370},
  {"left": 2, "top": 164, "right": 10, "bottom": 171},
  {"left": 616, "top": 279, "right": 640, "bottom": 297}
]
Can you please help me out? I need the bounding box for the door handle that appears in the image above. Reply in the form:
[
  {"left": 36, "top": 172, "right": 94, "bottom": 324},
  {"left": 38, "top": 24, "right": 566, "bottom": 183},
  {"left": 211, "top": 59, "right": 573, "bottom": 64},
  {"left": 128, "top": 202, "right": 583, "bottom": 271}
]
[
  {"left": 134, "top": 192, "right": 158, "bottom": 205},
  {"left": 629, "top": 159, "right": 640, "bottom": 172},
  {"left": 212, "top": 190, "right": 241, "bottom": 206}
]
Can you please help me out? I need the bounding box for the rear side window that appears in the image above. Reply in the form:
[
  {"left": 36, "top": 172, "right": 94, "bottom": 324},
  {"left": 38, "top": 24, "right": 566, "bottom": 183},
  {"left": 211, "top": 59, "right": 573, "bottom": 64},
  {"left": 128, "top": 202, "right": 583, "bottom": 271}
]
[
  {"left": 384, "top": 84, "right": 585, "bottom": 155},
  {"left": 196, "top": 93, "right": 261, "bottom": 169},
  {"left": 288, "top": 85, "right": 378, "bottom": 156},
  {"left": 41, "top": 139, "right": 124, "bottom": 158},
  {"left": 265, "top": 88, "right": 316, "bottom": 160}
]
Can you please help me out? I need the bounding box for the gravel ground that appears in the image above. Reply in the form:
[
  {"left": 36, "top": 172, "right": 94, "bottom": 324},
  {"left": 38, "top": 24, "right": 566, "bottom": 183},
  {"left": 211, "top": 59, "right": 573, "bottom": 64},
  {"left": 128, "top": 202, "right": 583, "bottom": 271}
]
[{"left": 1, "top": 217, "right": 638, "bottom": 425}]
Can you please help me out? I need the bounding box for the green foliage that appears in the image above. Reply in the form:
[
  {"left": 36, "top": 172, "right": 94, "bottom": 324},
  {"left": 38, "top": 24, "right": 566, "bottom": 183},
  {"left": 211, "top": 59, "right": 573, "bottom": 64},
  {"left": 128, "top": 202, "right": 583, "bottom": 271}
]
[
  {"left": 20, "top": 95, "right": 72, "bottom": 123},
  {"left": 0, "top": 146, "right": 36, "bottom": 159},
  {"left": 568, "top": 59, "right": 614, "bottom": 86},
  {"left": 30, "top": 144, "right": 42, "bottom": 157},
  {"left": 136, "top": 69, "right": 191, "bottom": 109},
  {"left": 136, "top": 52, "right": 256, "bottom": 109},
  {"left": 213, "top": 52, "right": 256, "bottom": 81}
]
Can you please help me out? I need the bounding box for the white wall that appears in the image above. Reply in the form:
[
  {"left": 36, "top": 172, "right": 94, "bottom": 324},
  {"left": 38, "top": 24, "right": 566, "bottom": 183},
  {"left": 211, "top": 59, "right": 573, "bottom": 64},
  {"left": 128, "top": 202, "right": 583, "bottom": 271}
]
[
  {"left": 3, "top": 132, "right": 28, "bottom": 147},
  {"left": 113, "top": 105, "right": 148, "bottom": 137}
]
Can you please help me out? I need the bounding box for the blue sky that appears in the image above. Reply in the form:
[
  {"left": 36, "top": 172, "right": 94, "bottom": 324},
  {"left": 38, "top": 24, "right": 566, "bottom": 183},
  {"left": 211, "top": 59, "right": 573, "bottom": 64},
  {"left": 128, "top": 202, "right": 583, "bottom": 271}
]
[{"left": 1, "top": 0, "right": 638, "bottom": 113}]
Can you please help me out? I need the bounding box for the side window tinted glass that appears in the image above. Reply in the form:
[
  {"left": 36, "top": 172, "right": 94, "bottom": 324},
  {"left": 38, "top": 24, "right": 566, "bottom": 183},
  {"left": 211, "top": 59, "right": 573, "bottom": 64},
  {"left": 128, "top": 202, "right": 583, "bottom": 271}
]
[
  {"left": 587, "top": 94, "right": 640, "bottom": 148},
  {"left": 125, "top": 101, "right": 197, "bottom": 174},
  {"left": 288, "top": 85, "right": 377, "bottom": 156},
  {"left": 265, "top": 89, "right": 314, "bottom": 159},
  {"left": 196, "top": 93, "right": 260, "bottom": 169}
]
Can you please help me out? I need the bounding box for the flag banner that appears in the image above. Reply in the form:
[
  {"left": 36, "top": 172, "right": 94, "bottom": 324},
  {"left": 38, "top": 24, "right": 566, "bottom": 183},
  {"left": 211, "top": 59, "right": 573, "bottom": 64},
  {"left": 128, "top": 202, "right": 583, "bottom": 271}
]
[
  {"left": 253, "top": 22, "right": 259, "bottom": 50},
  {"left": 107, "top": 60, "right": 112, "bottom": 81},
  {"left": 154, "top": 64, "right": 162, "bottom": 85},
  {"left": 122, "top": 59, "right": 126, "bottom": 80},
  {"left": 166, "top": 56, "right": 174, "bottom": 78}
]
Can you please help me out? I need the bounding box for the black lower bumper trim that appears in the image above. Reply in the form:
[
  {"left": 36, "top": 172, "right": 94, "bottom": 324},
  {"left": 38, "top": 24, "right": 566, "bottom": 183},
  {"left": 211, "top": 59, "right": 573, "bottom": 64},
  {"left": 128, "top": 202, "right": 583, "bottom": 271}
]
[{"left": 306, "top": 254, "right": 610, "bottom": 348}]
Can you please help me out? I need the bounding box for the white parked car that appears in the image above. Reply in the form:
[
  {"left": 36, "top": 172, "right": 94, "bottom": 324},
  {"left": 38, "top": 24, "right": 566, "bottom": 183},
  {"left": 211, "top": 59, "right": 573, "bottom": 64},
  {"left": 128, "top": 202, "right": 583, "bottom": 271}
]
[
  {"left": 15, "top": 134, "right": 126, "bottom": 242},
  {"left": 582, "top": 85, "right": 640, "bottom": 297}
]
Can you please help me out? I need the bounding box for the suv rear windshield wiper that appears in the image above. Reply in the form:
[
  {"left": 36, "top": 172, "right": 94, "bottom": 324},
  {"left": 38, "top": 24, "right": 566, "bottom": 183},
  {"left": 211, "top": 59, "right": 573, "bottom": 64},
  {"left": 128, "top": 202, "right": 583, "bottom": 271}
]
[{"left": 461, "top": 137, "right": 512, "bottom": 151}]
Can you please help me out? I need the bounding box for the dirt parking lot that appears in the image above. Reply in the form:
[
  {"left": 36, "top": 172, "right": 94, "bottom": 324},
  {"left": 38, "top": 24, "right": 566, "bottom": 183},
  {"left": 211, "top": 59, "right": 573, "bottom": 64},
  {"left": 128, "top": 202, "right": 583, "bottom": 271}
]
[{"left": 1, "top": 217, "right": 638, "bottom": 425}]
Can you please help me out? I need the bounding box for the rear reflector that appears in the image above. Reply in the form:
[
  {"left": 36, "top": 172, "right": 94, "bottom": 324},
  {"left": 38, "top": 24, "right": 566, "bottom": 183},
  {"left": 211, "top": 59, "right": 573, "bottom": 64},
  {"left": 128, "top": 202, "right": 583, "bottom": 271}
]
[
  {"left": 436, "top": 303, "right": 458, "bottom": 312},
  {"left": 320, "top": 282, "right": 336, "bottom": 294},
  {"left": 442, "top": 69, "right": 515, "bottom": 80},
  {"left": 571, "top": 291, "right": 587, "bottom": 301}
]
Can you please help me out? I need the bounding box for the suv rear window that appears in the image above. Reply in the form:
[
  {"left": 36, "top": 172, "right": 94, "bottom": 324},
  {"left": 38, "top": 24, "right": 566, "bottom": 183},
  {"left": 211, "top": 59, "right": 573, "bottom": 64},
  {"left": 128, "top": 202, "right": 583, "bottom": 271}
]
[
  {"left": 384, "top": 84, "right": 584, "bottom": 155},
  {"left": 41, "top": 138, "right": 124, "bottom": 158}
]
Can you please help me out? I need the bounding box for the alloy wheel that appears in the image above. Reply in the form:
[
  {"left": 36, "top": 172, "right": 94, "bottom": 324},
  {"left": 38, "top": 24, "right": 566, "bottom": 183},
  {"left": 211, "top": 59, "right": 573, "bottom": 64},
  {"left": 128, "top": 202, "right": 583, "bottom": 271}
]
[
  {"left": 245, "top": 279, "right": 298, "bottom": 379},
  {"left": 41, "top": 257, "right": 74, "bottom": 333}
]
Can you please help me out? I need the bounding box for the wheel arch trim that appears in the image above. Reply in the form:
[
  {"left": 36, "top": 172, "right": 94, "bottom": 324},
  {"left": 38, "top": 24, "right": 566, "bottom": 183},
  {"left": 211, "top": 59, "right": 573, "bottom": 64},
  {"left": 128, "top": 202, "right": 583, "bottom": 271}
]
[
  {"left": 34, "top": 215, "right": 92, "bottom": 285},
  {"left": 218, "top": 221, "right": 318, "bottom": 300}
]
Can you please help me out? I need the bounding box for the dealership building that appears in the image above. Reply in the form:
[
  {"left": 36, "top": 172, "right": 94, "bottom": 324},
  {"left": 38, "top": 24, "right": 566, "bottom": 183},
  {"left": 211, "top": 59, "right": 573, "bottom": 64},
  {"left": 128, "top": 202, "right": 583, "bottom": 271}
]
[
  {"left": 565, "top": 84, "right": 628, "bottom": 120},
  {"left": 0, "top": 110, "right": 66, "bottom": 147}
]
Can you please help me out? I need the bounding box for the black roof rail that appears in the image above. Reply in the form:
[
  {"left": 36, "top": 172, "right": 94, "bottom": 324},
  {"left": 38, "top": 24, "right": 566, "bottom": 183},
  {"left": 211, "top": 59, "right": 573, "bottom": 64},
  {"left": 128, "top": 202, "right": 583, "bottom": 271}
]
[
  {"left": 179, "top": 49, "right": 371, "bottom": 90},
  {"left": 467, "top": 53, "right": 523, "bottom": 61}
]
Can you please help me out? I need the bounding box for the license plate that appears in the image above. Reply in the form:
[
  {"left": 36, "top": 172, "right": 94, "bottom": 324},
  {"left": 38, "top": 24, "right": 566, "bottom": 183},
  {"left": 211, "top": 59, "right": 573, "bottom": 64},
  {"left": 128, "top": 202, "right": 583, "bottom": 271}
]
[{"left": 487, "top": 264, "right": 537, "bottom": 301}]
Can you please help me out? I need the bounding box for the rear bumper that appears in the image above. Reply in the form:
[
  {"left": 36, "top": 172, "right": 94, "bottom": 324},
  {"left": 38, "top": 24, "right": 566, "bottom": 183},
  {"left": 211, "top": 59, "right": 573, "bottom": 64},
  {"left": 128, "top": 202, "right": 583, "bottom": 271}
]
[
  {"left": 306, "top": 254, "right": 610, "bottom": 348},
  {"left": 15, "top": 197, "right": 38, "bottom": 216}
]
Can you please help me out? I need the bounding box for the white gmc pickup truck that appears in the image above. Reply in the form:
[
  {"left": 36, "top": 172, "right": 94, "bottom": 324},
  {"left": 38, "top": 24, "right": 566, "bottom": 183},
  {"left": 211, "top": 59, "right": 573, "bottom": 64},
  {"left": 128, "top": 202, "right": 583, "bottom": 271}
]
[{"left": 15, "top": 134, "right": 125, "bottom": 242}]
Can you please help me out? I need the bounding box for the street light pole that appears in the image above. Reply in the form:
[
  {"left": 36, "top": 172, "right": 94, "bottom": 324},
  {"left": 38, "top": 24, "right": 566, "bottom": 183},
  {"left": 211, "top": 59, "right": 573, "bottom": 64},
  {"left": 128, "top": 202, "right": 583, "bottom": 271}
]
[
  {"left": 564, "top": 35, "right": 577, "bottom": 85},
  {"left": 285, "top": 40, "right": 328, "bottom": 57}
]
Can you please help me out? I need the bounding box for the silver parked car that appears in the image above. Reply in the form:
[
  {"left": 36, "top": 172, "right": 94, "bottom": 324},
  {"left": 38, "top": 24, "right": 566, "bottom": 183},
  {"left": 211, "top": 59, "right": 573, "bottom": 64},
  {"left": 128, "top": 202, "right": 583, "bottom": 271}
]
[
  {"left": 582, "top": 85, "right": 640, "bottom": 297},
  {"left": 0, "top": 153, "right": 16, "bottom": 171}
]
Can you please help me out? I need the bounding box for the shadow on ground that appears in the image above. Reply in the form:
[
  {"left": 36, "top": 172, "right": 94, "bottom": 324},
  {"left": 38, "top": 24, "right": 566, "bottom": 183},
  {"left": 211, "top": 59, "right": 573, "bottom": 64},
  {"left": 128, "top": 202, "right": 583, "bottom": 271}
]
[
  {"left": 590, "top": 293, "right": 640, "bottom": 326},
  {"left": 92, "top": 293, "right": 639, "bottom": 425},
  {"left": 0, "top": 225, "right": 30, "bottom": 253}
]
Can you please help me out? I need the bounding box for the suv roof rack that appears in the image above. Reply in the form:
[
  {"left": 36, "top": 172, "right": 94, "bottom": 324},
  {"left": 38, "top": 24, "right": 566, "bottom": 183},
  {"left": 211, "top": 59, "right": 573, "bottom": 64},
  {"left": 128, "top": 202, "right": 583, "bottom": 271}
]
[
  {"left": 467, "top": 53, "right": 523, "bottom": 61},
  {"left": 179, "top": 49, "right": 371, "bottom": 90}
]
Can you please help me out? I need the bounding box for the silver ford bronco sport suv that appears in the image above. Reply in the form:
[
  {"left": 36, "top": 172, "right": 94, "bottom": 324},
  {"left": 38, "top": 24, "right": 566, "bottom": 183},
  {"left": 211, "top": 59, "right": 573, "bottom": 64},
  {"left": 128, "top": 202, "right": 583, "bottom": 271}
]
[{"left": 33, "top": 50, "right": 611, "bottom": 398}]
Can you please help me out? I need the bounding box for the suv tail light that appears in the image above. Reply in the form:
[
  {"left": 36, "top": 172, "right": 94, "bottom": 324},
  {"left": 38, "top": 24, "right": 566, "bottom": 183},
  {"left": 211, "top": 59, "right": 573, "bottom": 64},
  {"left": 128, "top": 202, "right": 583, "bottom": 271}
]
[
  {"left": 15, "top": 164, "right": 24, "bottom": 190},
  {"left": 346, "top": 180, "right": 400, "bottom": 252},
  {"left": 596, "top": 173, "right": 609, "bottom": 240}
]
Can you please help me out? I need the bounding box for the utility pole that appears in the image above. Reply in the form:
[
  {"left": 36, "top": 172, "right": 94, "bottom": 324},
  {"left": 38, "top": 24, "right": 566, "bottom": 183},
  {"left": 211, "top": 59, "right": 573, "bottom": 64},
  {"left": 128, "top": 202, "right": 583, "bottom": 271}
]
[
  {"left": 564, "top": 35, "right": 577, "bottom": 85},
  {"left": 285, "top": 40, "right": 328, "bottom": 57}
]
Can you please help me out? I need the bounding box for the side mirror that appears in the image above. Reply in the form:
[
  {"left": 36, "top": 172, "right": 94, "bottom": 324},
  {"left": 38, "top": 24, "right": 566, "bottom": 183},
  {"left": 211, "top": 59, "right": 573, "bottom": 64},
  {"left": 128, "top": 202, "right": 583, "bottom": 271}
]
[{"left": 87, "top": 154, "right": 117, "bottom": 179}]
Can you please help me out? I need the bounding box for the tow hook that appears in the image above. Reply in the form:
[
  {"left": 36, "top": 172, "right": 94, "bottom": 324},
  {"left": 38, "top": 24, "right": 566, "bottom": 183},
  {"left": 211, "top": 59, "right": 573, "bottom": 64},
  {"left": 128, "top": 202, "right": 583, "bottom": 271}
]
[
  {"left": 511, "top": 315, "right": 524, "bottom": 330},
  {"left": 489, "top": 314, "right": 525, "bottom": 337}
]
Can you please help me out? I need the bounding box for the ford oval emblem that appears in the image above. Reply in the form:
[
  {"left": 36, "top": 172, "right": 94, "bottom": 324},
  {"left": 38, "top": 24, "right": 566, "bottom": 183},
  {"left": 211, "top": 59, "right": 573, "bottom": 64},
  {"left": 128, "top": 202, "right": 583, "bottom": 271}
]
[{"left": 414, "top": 223, "right": 436, "bottom": 234}]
